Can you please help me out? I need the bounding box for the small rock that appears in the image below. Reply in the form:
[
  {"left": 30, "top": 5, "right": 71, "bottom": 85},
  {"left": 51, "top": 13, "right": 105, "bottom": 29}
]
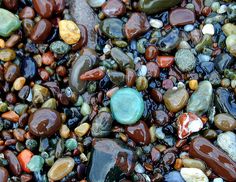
[
  {"left": 32, "top": 0, "right": 54, "bottom": 18},
  {"left": 202, "top": 24, "right": 215, "bottom": 35},
  {"left": 87, "top": 0, "right": 105, "bottom": 7},
  {"left": 169, "top": 8, "right": 196, "bottom": 26},
  {"left": 0, "top": 48, "right": 16, "bottom": 62},
  {"left": 65, "top": 138, "right": 78, "bottom": 151},
  {"left": 226, "top": 34, "right": 236, "bottom": 57},
  {"left": 180, "top": 168, "right": 208, "bottom": 182},
  {"left": 27, "top": 155, "right": 44, "bottom": 172},
  {"left": 74, "top": 123, "right": 90, "bottom": 137},
  {"left": 182, "top": 158, "right": 206, "bottom": 172},
  {"left": 50, "top": 40, "right": 71, "bottom": 55},
  {"left": 102, "top": 0, "right": 126, "bottom": 17},
  {"left": 222, "top": 23, "right": 236, "bottom": 36},
  {"left": 149, "top": 18, "right": 163, "bottom": 29},
  {"left": 32, "top": 84, "right": 50, "bottom": 105},
  {"left": 164, "top": 171, "right": 184, "bottom": 182},
  {"left": 214, "top": 113, "right": 236, "bottom": 131},
  {"left": 13, "top": 77, "right": 26, "bottom": 91},
  {"left": 100, "top": 18, "right": 124, "bottom": 39},
  {"left": 0, "top": 167, "right": 8, "bottom": 182},
  {"left": 175, "top": 49, "right": 196, "bottom": 72}
]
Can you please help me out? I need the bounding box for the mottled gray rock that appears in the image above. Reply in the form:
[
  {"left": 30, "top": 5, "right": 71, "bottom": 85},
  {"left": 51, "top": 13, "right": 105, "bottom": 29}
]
[{"left": 175, "top": 49, "right": 196, "bottom": 72}]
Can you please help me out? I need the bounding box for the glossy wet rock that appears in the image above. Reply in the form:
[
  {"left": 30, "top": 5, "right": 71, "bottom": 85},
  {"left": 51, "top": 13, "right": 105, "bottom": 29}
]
[
  {"left": 102, "top": 0, "right": 126, "bottom": 17},
  {"left": 214, "top": 113, "right": 236, "bottom": 131},
  {"left": 214, "top": 53, "right": 234, "bottom": 73},
  {"left": 91, "top": 112, "right": 113, "bottom": 137},
  {"left": 110, "top": 88, "right": 144, "bottom": 125},
  {"left": 54, "top": 0, "right": 65, "bottom": 14},
  {"left": 100, "top": 18, "right": 124, "bottom": 39},
  {"left": 4, "top": 64, "right": 20, "bottom": 82},
  {"left": 152, "top": 110, "right": 169, "bottom": 126},
  {"left": 30, "top": 19, "right": 52, "bottom": 44},
  {"left": 125, "top": 120, "right": 151, "bottom": 145},
  {"left": 163, "top": 87, "right": 189, "bottom": 113},
  {"left": 50, "top": 40, "right": 71, "bottom": 55},
  {"left": 87, "top": 0, "right": 105, "bottom": 7},
  {"left": 175, "top": 49, "right": 196, "bottom": 72},
  {"left": 187, "top": 81, "right": 213, "bottom": 116},
  {"left": 32, "top": 0, "right": 54, "bottom": 18},
  {"left": 138, "top": 0, "right": 181, "bottom": 14},
  {"left": 226, "top": 34, "right": 236, "bottom": 57},
  {"left": 169, "top": 8, "right": 196, "bottom": 26},
  {"left": 0, "top": 48, "right": 15, "bottom": 62},
  {"left": 22, "top": 19, "right": 34, "bottom": 37},
  {"left": 124, "top": 13, "right": 150, "bottom": 41},
  {"left": 189, "top": 137, "right": 236, "bottom": 181},
  {"left": 19, "top": 6, "right": 35, "bottom": 19},
  {"left": 0, "top": 167, "right": 8, "bottom": 182},
  {"left": 28, "top": 108, "right": 62, "bottom": 137},
  {"left": 69, "top": 55, "right": 94, "bottom": 94},
  {"left": 107, "top": 70, "right": 125, "bottom": 86},
  {"left": 4, "top": 150, "right": 21, "bottom": 176},
  {"left": 20, "top": 56, "right": 37, "bottom": 80},
  {"left": 87, "top": 139, "right": 136, "bottom": 181},
  {"left": 0, "top": 8, "right": 21, "bottom": 37},
  {"left": 180, "top": 168, "right": 208, "bottom": 182}
]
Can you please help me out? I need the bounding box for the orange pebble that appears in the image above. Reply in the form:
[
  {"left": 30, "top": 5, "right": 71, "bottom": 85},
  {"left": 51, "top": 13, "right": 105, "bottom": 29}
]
[
  {"left": 17, "top": 149, "right": 34, "bottom": 173},
  {"left": 174, "top": 158, "right": 183, "bottom": 170},
  {"left": 1, "top": 110, "right": 19, "bottom": 122}
]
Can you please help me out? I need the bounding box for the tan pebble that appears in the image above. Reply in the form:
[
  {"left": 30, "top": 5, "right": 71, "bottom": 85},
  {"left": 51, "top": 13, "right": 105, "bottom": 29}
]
[
  {"left": 74, "top": 123, "right": 90, "bottom": 137},
  {"left": 189, "top": 80, "right": 198, "bottom": 90},
  {"left": 60, "top": 124, "right": 70, "bottom": 139},
  {"left": 13, "top": 77, "right": 26, "bottom": 91},
  {"left": 0, "top": 39, "right": 5, "bottom": 48}
]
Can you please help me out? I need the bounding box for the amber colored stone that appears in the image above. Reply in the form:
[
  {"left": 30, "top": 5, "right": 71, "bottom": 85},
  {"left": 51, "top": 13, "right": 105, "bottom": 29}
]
[
  {"left": 1, "top": 110, "right": 19, "bottom": 122},
  {"left": 54, "top": 0, "right": 65, "bottom": 14},
  {"left": 125, "top": 120, "right": 151, "bottom": 145},
  {"left": 80, "top": 68, "right": 105, "bottom": 81},
  {"left": 30, "top": 19, "right": 52, "bottom": 44},
  {"left": 156, "top": 56, "right": 174, "bottom": 68},
  {"left": 3, "top": 0, "right": 18, "bottom": 11},
  {"left": 32, "top": 0, "right": 54, "bottom": 18},
  {"left": 4, "top": 150, "right": 22, "bottom": 176},
  {"left": 19, "top": 7, "right": 35, "bottom": 19},
  {"left": 102, "top": 0, "right": 126, "bottom": 17},
  {"left": 42, "top": 51, "right": 54, "bottom": 65},
  {"left": 145, "top": 45, "right": 158, "bottom": 61},
  {"left": 192, "top": 0, "right": 203, "bottom": 15},
  {"left": 169, "top": 8, "right": 196, "bottom": 26},
  {"left": 150, "top": 89, "right": 163, "bottom": 103},
  {"left": 190, "top": 137, "right": 236, "bottom": 181},
  {"left": 125, "top": 13, "right": 150, "bottom": 41},
  {"left": 0, "top": 167, "right": 8, "bottom": 182},
  {"left": 56, "top": 65, "right": 67, "bottom": 77},
  {"left": 4, "top": 64, "right": 20, "bottom": 82},
  {"left": 72, "top": 24, "right": 88, "bottom": 51},
  {"left": 146, "top": 62, "right": 160, "bottom": 78},
  {"left": 125, "top": 68, "right": 136, "bottom": 87},
  {"left": 5, "top": 34, "right": 21, "bottom": 48}
]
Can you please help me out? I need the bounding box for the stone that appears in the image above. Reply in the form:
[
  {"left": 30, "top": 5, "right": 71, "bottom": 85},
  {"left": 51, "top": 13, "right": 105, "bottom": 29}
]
[
  {"left": 195, "top": 34, "right": 212, "bottom": 52},
  {"left": 158, "top": 28, "right": 180, "bottom": 52},
  {"left": 145, "top": 45, "right": 158, "bottom": 61},
  {"left": 80, "top": 68, "right": 105, "bottom": 81},
  {"left": 175, "top": 49, "right": 196, "bottom": 72},
  {"left": 214, "top": 113, "right": 236, "bottom": 131},
  {"left": 20, "top": 56, "right": 37, "bottom": 80},
  {"left": 74, "top": 123, "right": 90, "bottom": 137},
  {"left": 152, "top": 110, "right": 169, "bottom": 126},
  {"left": 0, "top": 48, "right": 16, "bottom": 62},
  {"left": 214, "top": 53, "right": 234, "bottom": 73},
  {"left": 0, "top": 167, "right": 8, "bottom": 182},
  {"left": 32, "top": 0, "right": 54, "bottom": 18},
  {"left": 22, "top": 19, "right": 34, "bottom": 37},
  {"left": 111, "top": 48, "right": 134, "bottom": 71},
  {"left": 149, "top": 18, "right": 163, "bottom": 29},
  {"left": 146, "top": 62, "right": 160, "bottom": 78},
  {"left": 189, "top": 137, "right": 236, "bottom": 181},
  {"left": 0, "top": 8, "right": 21, "bottom": 37},
  {"left": 32, "top": 84, "right": 50, "bottom": 105},
  {"left": 91, "top": 112, "right": 113, "bottom": 137},
  {"left": 169, "top": 8, "right": 196, "bottom": 26},
  {"left": 138, "top": 0, "right": 182, "bottom": 14},
  {"left": 125, "top": 120, "right": 151, "bottom": 145},
  {"left": 222, "top": 23, "right": 236, "bottom": 36},
  {"left": 187, "top": 81, "right": 213, "bottom": 116},
  {"left": 110, "top": 88, "right": 144, "bottom": 125},
  {"left": 157, "top": 56, "right": 175, "bottom": 68},
  {"left": 124, "top": 13, "right": 150, "bottom": 41},
  {"left": 69, "top": 55, "right": 94, "bottom": 93},
  {"left": 164, "top": 171, "right": 185, "bottom": 182},
  {"left": 163, "top": 87, "right": 189, "bottom": 113},
  {"left": 19, "top": 6, "right": 35, "bottom": 19},
  {"left": 107, "top": 70, "right": 125, "bottom": 86},
  {"left": 48, "top": 157, "right": 75, "bottom": 181},
  {"left": 217, "top": 131, "right": 236, "bottom": 162},
  {"left": 54, "top": 0, "right": 65, "bottom": 14},
  {"left": 180, "top": 168, "right": 208, "bottom": 182},
  {"left": 177, "top": 112, "right": 203, "bottom": 139},
  {"left": 100, "top": 18, "right": 124, "bottom": 39},
  {"left": 226, "top": 34, "right": 236, "bottom": 57},
  {"left": 28, "top": 108, "right": 62, "bottom": 137},
  {"left": 202, "top": 24, "right": 215, "bottom": 35},
  {"left": 87, "top": 0, "right": 105, "bottom": 7},
  {"left": 13, "top": 77, "right": 26, "bottom": 91},
  {"left": 193, "top": 0, "right": 204, "bottom": 15},
  {"left": 30, "top": 19, "right": 52, "bottom": 44},
  {"left": 80, "top": 103, "right": 91, "bottom": 116},
  {"left": 59, "top": 20, "right": 81, "bottom": 45},
  {"left": 50, "top": 41, "right": 71, "bottom": 55},
  {"left": 87, "top": 139, "right": 136, "bottom": 181},
  {"left": 182, "top": 158, "right": 206, "bottom": 171},
  {"left": 4, "top": 64, "right": 20, "bottom": 82},
  {"left": 72, "top": 24, "right": 88, "bottom": 51},
  {"left": 27, "top": 155, "right": 44, "bottom": 172},
  {"left": 102, "top": 0, "right": 126, "bottom": 17},
  {"left": 65, "top": 138, "right": 78, "bottom": 151},
  {"left": 4, "top": 150, "right": 21, "bottom": 176}
]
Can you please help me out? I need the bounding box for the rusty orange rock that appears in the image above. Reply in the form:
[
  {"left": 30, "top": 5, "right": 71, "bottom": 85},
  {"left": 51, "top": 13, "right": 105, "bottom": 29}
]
[
  {"left": 80, "top": 68, "right": 105, "bottom": 81},
  {"left": 1, "top": 111, "right": 19, "bottom": 122}
]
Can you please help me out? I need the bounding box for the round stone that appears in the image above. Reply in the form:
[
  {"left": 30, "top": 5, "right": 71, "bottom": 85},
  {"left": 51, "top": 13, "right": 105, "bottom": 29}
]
[
  {"left": 110, "top": 88, "right": 144, "bottom": 125},
  {"left": 214, "top": 113, "right": 236, "bottom": 131}
]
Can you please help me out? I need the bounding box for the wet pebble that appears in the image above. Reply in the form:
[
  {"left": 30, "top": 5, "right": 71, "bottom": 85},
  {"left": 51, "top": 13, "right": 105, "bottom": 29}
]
[
  {"left": 175, "top": 49, "right": 196, "bottom": 72},
  {"left": 4, "top": 150, "right": 21, "bottom": 176},
  {"left": 0, "top": 167, "right": 8, "bottom": 182},
  {"left": 214, "top": 113, "right": 236, "bottom": 131},
  {"left": 169, "top": 8, "right": 196, "bottom": 26},
  {"left": 180, "top": 168, "right": 208, "bottom": 182}
]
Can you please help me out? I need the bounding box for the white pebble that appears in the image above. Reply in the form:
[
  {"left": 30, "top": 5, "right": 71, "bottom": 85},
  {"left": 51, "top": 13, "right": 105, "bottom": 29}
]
[
  {"left": 180, "top": 168, "right": 209, "bottom": 182},
  {"left": 150, "top": 18, "right": 163, "bottom": 29},
  {"left": 213, "top": 178, "right": 224, "bottom": 182},
  {"left": 103, "top": 44, "right": 111, "bottom": 55},
  {"left": 137, "top": 65, "right": 147, "bottom": 76},
  {"left": 135, "top": 163, "right": 145, "bottom": 173},
  {"left": 217, "top": 5, "right": 228, "bottom": 14},
  {"left": 184, "top": 24, "right": 194, "bottom": 32},
  {"left": 202, "top": 24, "right": 215, "bottom": 35}
]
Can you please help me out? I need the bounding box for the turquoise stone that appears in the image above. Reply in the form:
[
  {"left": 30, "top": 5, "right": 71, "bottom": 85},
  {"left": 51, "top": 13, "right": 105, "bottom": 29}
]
[
  {"left": 0, "top": 8, "right": 21, "bottom": 37},
  {"left": 65, "top": 138, "right": 78, "bottom": 151},
  {"left": 110, "top": 88, "right": 144, "bottom": 125},
  {"left": 27, "top": 155, "right": 44, "bottom": 172}
]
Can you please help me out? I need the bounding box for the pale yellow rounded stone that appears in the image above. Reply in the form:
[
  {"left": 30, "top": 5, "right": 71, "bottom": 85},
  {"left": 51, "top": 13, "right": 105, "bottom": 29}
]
[
  {"left": 13, "top": 77, "right": 26, "bottom": 91},
  {"left": 60, "top": 124, "right": 70, "bottom": 139},
  {"left": 74, "top": 123, "right": 90, "bottom": 137},
  {"left": 48, "top": 157, "right": 75, "bottom": 181},
  {"left": 59, "top": 20, "right": 81, "bottom": 45}
]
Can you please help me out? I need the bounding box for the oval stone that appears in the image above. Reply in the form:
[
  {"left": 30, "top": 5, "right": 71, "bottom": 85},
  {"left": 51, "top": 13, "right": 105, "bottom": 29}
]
[
  {"left": 110, "top": 88, "right": 144, "bottom": 125},
  {"left": 48, "top": 157, "right": 75, "bottom": 181},
  {"left": 102, "top": 0, "right": 126, "bottom": 17},
  {"left": 20, "top": 56, "right": 37, "bottom": 80},
  {"left": 28, "top": 108, "right": 62, "bottom": 137},
  {"left": 169, "top": 8, "right": 196, "bottom": 26},
  {"left": 100, "top": 18, "right": 124, "bottom": 39},
  {"left": 214, "top": 113, "right": 236, "bottom": 131},
  {"left": 32, "top": 0, "right": 54, "bottom": 18},
  {"left": 4, "top": 150, "right": 22, "bottom": 176},
  {"left": 0, "top": 167, "right": 8, "bottom": 182}
]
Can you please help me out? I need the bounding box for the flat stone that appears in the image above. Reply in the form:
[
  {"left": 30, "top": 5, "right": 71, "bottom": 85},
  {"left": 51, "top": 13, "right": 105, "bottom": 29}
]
[
  {"left": 110, "top": 88, "right": 144, "bottom": 125},
  {"left": 214, "top": 113, "right": 236, "bottom": 131},
  {"left": 214, "top": 53, "right": 234, "bottom": 73},
  {"left": 169, "top": 8, "right": 196, "bottom": 26}
]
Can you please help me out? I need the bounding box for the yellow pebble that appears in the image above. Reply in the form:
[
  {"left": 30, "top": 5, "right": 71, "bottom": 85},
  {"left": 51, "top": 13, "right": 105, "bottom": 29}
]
[
  {"left": 13, "top": 77, "right": 26, "bottom": 91},
  {"left": 74, "top": 123, "right": 90, "bottom": 137},
  {"left": 59, "top": 20, "right": 81, "bottom": 45},
  {"left": 0, "top": 39, "right": 5, "bottom": 48},
  {"left": 189, "top": 80, "right": 198, "bottom": 90},
  {"left": 60, "top": 124, "right": 70, "bottom": 139}
]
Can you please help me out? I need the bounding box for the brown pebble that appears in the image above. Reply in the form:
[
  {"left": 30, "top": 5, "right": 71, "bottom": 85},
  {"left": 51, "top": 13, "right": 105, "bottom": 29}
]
[
  {"left": 0, "top": 167, "right": 9, "bottom": 182},
  {"left": 4, "top": 150, "right": 22, "bottom": 176},
  {"left": 5, "top": 34, "right": 21, "bottom": 48},
  {"left": 13, "top": 128, "right": 26, "bottom": 142},
  {"left": 32, "top": 0, "right": 54, "bottom": 18},
  {"left": 3, "top": 0, "right": 18, "bottom": 11},
  {"left": 152, "top": 110, "right": 170, "bottom": 126},
  {"left": 125, "top": 68, "right": 136, "bottom": 87},
  {"left": 146, "top": 62, "right": 160, "bottom": 78},
  {"left": 19, "top": 6, "right": 35, "bottom": 19},
  {"left": 169, "top": 8, "right": 196, "bottom": 26},
  {"left": 145, "top": 45, "right": 158, "bottom": 61},
  {"left": 150, "top": 89, "right": 163, "bottom": 103},
  {"left": 72, "top": 24, "right": 88, "bottom": 51},
  {"left": 102, "top": 0, "right": 126, "bottom": 17},
  {"left": 54, "top": 0, "right": 65, "bottom": 14},
  {"left": 4, "top": 64, "right": 20, "bottom": 82}
]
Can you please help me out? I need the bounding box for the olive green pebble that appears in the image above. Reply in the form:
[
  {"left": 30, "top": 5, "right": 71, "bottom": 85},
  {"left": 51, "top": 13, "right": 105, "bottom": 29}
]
[
  {"left": 25, "top": 139, "right": 38, "bottom": 151},
  {"left": 45, "top": 156, "right": 55, "bottom": 167},
  {"left": 81, "top": 103, "right": 91, "bottom": 116},
  {"left": 87, "top": 81, "right": 97, "bottom": 93},
  {"left": 50, "top": 41, "right": 71, "bottom": 55},
  {"left": 137, "top": 38, "right": 147, "bottom": 54},
  {"left": 0, "top": 103, "right": 8, "bottom": 113},
  {"left": 65, "top": 138, "right": 78, "bottom": 151},
  {"left": 16, "top": 142, "right": 25, "bottom": 152},
  {"left": 136, "top": 76, "right": 148, "bottom": 91},
  {"left": 74, "top": 96, "right": 83, "bottom": 107}
]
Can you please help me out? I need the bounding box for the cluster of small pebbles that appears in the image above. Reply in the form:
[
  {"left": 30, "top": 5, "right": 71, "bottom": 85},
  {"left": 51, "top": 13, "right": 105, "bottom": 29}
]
[{"left": 0, "top": 0, "right": 236, "bottom": 182}]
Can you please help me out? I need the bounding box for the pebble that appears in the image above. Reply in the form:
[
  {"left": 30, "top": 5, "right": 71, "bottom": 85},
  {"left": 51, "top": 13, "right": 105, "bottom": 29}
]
[
  {"left": 184, "top": 24, "right": 194, "bottom": 32},
  {"left": 110, "top": 88, "right": 144, "bottom": 125},
  {"left": 190, "top": 137, "right": 236, "bottom": 181},
  {"left": 59, "top": 124, "right": 70, "bottom": 139},
  {"left": 187, "top": 81, "right": 213, "bottom": 116},
  {"left": 169, "top": 8, "right": 196, "bottom": 26},
  {"left": 74, "top": 123, "right": 90, "bottom": 137},
  {"left": 87, "top": 0, "right": 105, "bottom": 8},
  {"left": 0, "top": 48, "right": 16, "bottom": 62},
  {"left": 164, "top": 171, "right": 184, "bottom": 182},
  {"left": 202, "top": 24, "right": 215, "bottom": 35},
  {"left": 4, "top": 64, "right": 20, "bottom": 82},
  {"left": 4, "top": 150, "right": 21, "bottom": 176},
  {"left": 65, "top": 138, "right": 78, "bottom": 151},
  {"left": 217, "top": 131, "right": 236, "bottom": 162},
  {"left": 50, "top": 40, "right": 71, "bottom": 55},
  {"left": 48, "top": 157, "right": 75, "bottom": 181},
  {"left": 226, "top": 34, "right": 236, "bottom": 57},
  {"left": 222, "top": 23, "right": 236, "bottom": 36},
  {"left": 32, "top": 84, "right": 50, "bottom": 104},
  {"left": 0, "top": 8, "right": 21, "bottom": 37},
  {"left": 27, "top": 155, "right": 44, "bottom": 172},
  {"left": 13, "top": 77, "right": 26, "bottom": 91},
  {"left": 91, "top": 112, "right": 113, "bottom": 137},
  {"left": 180, "top": 168, "right": 208, "bottom": 182},
  {"left": 102, "top": 0, "right": 126, "bottom": 17},
  {"left": 0, "top": 167, "right": 8, "bottom": 182},
  {"left": 32, "top": 0, "right": 54, "bottom": 18},
  {"left": 189, "top": 80, "right": 198, "bottom": 90},
  {"left": 28, "top": 108, "right": 62, "bottom": 137},
  {"left": 19, "top": 6, "right": 35, "bottom": 19},
  {"left": 157, "top": 56, "right": 175, "bottom": 68},
  {"left": 163, "top": 87, "right": 189, "bottom": 113},
  {"left": 100, "top": 18, "right": 124, "bottom": 39},
  {"left": 214, "top": 53, "right": 234, "bottom": 73},
  {"left": 59, "top": 20, "right": 81, "bottom": 45},
  {"left": 80, "top": 103, "right": 91, "bottom": 116},
  {"left": 149, "top": 18, "right": 163, "bottom": 29},
  {"left": 214, "top": 113, "right": 236, "bottom": 131},
  {"left": 175, "top": 49, "right": 196, "bottom": 72},
  {"left": 146, "top": 62, "right": 160, "bottom": 78},
  {"left": 182, "top": 158, "right": 206, "bottom": 171}
]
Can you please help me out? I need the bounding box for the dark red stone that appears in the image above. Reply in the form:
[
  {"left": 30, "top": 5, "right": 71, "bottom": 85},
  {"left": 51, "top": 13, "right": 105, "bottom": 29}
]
[
  {"left": 152, "top": 110, "right": 170, "bottom": 126},
  {"left": 145, "top": 45, "right": 158, "bottom": 61},
  {"left": 4, "top": 150, "right": 22, "bottom": 176},
  {"left": 150, "top": 89, "right": 163, "bottom": 103},
  {"left": 3, "top": 0, "right": 18, "bottom": 11},
  {"left": 19, "top": 7, "right": 35, "bottom": 19},
  {"left": 54, "top": 0, "right": 65, "bottom": 14},
  {"left": 102, "top": 0, "right": 126, "bottom": 17},
  {"left": 146, "top": 62, "right": 160, "bottom": 78},
  {"left": 169, "top": 8, "right": 196, "bottom": 26},
  {"left": 80, "top": 68, "right": 105, "bottom": 81},
  {"left": 162, "top": 79, "right": 174, "bottom": 90},
  {"left": 32, "top": 0, "right": 54, "bottom": 18},
  {"left": 125, "top": 68, "right": 136, "bottom": 87},
  {"left": 192, "top": 0, "right": 204, "bottom": 15}
]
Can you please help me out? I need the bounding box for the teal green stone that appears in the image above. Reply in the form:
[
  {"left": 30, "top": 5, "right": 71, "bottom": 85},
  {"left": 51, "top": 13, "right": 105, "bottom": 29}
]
[
  {"left": 27, "top": 155, "right": 44, "bottom": 172},
  {"left": 65, "top": 138, "right": 78, "bottom": 151},
  {"left": 110, "top": 88, "right": 144, "bottom": 125},
  {"left": 0, "top": 8, "right": 21, "bottom": 37}
]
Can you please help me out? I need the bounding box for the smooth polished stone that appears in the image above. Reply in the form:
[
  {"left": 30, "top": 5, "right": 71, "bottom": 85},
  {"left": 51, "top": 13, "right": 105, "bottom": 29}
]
[
  {"left": 180, "top": 168, "right": 208, "bottom": 182},
  {"left": 19, "top": 6, "right": 35, "bottom": 19},
  {"left": 4, "top": 150, "right": 22, "bottom": 176},
  {"left": 0, "top": 8, "right": 21, "bottom": 37},
  {"left": 20, "top": 56, "right": 37, "bottom": 80},
  {"left": 27, "top": 155, "right": 44, "bottom": 172},
  {"left": 102, "top": 0, "right": 126, "bottom": 17},
  {"left": 100, "top": 18, "right": 124, "bottom": 39},
  {"left": 110, "top": 88, "right": 144, "bottom": 125},
  {"left": 0, "top": 167, "right": 8, "bottom": 182},
  {"left": 32, "top": 0, "right": 54, "bottom": 18},
  {"left": 214, "top": 113, "right": 236, "bottom": 131},
  {"left": 169, "top": 8, "right": 196, "bottom": 26}
]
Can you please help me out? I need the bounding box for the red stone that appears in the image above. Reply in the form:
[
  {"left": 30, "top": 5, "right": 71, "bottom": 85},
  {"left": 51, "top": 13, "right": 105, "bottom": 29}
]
[
  {"left": 125, "top": 120, "right": 151, "bottom": 145},
  {"left": 32, "top": 0, "right": 55, "bottom": 18},
  {"left": 169, "top": 8, "right": 196, "bottom": 26},
  {"left": 156, "top": 56, "right": 174, "bottom": 68},
  {"left": 80, "top": 68, "right": 105, "bottom": 81},
  {"left": 102, "top": 0, "right": 126, "bottom": 17},
  {"left": 3, "top": 0, "right": 18, "bottom": 11},
  {"left": 202, "top": 7, "right": 212, "bottom": 17},
  {"left": 19, "top": 7, "right": 35, "bottom": 19},
  {"left": 125, "top": 68, "right": 136, "bottom": 87},
  {"left": 150, "top": 89, "right": 163, "bottom": 103},
  {"left": 146, "top": 62, "right": 160, "bottom": 78},
  {"left": 54, "top": 0, "right": 65, "bottom": 14},
  {"left": 145, "top": 45, "right": 158, "bottom": 61},
  {"left": 42, "top": 51, "right": 54, "bottom": 65}
]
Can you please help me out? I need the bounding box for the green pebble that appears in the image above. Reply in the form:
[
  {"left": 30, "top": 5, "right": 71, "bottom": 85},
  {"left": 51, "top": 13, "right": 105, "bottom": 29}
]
[
  {"left": 137, "top": 38, "right": 147, "bottom": 54},
  {"left": 41, "top": 98, "right": 57, "bottom": 109},
  {"left": 74, "top": 96, "right": 83, "bottom": 107},
  {"left": 87, "top": 81, "right": 97, "bottom": 94},
  {"left": 50, "top": 41, "right": 71, "bottom": 55},
  {"left": 0, "top": 8, "right": 21, "bottom": 37},
  {"left": 0, "top": 103, "right": 8, "bottom": 113},
  {"left": 136, "top": 76, "right": 148, "bottom": 91},
  {"left": 25, "top": 139, "right": 38, "bottom": 151},
  {"left": 110, "top": 88, "right": 144, "bottom": 125},
  {"left": 195, "top": 34, "right": 212, "bottom": 52},
  {"left": 65, "top": 138, "right": 78, "bottom": 151},
  {"left": 45, "top": 156, "right": 55, "bottom": 166},
  {"left": 81, "top": 102, "right": 91, "bottom": 116},
  {"left": 27, "top": 155, "right": 44, "bottom": 172}
]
